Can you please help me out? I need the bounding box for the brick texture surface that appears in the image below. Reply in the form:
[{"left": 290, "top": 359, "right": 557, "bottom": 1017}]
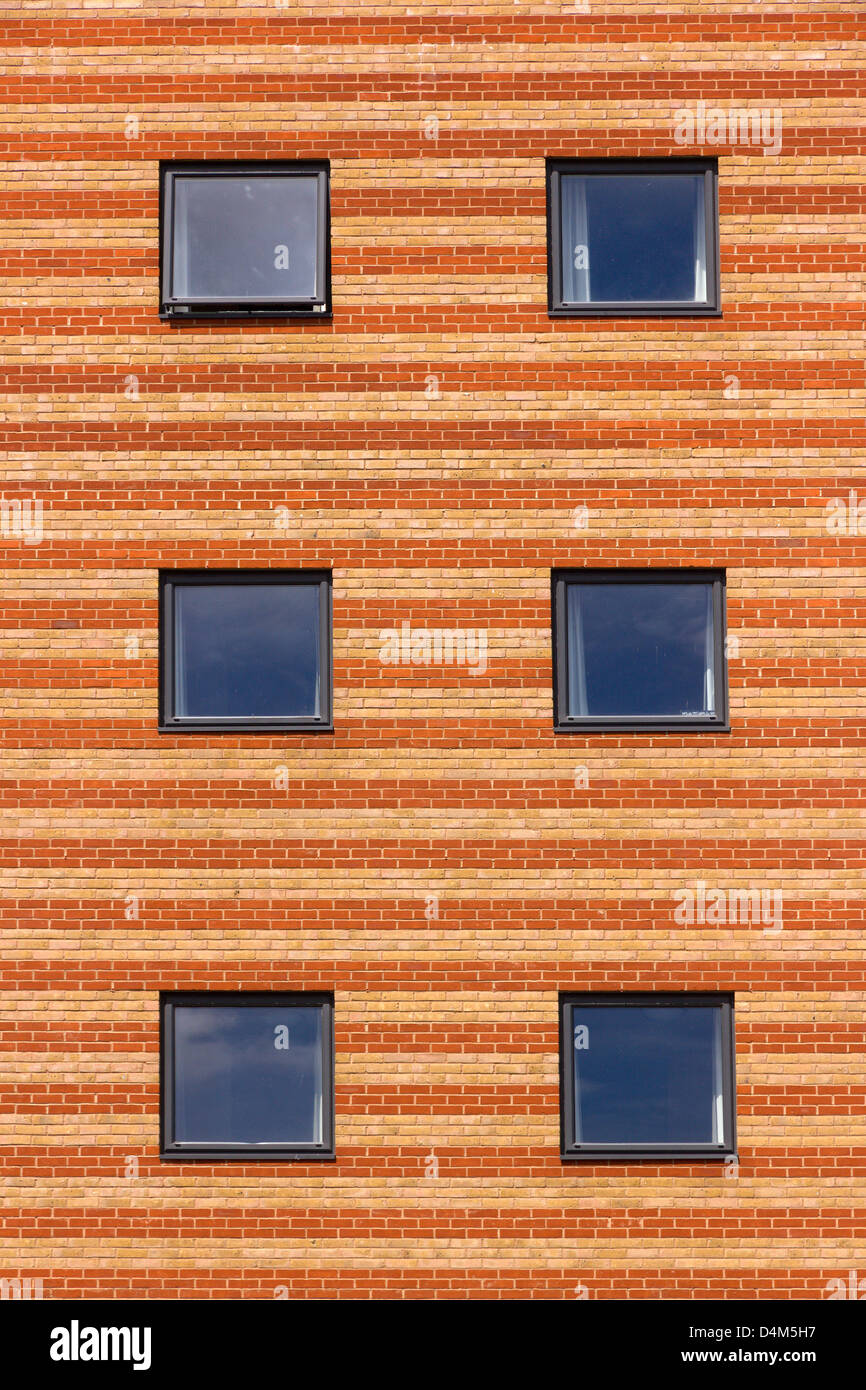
[{"left": 1, "top": 1, "right": 864, "bottom": 1299}]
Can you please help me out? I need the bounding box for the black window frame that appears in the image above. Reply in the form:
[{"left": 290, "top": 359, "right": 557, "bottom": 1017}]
[
  {"left": 559, "top": 992, "right": 737, "bottom": 1162},
  {"left": 552, "top": 568, "right": 729, "bottom": 733},
  {"left": 160, "top": 991, "right": 336, "bottom": 1161},
  {"left": 546, "top": 157, "right": 721, "bottom": 318},
  {"left": 158, "top": 568, "right": 333, "bottom": 734},
  {"left": 159, "top": 161, "right": 332, "bottom": 320}
]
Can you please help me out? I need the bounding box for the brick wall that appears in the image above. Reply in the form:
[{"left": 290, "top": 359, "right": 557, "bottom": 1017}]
[{"left": 1, "top": 2, "right": 864, "bottom": 1299}]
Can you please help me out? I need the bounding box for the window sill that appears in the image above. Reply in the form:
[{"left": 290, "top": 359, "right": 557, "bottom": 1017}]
[
  {"left": 158, "top": 721, "right": 334, "bottom": 735},
  {"left": 554, "top": 719, "right": 730, "bottom": 734},
  {"left": 160, "top": 306, "right": 332, "bottom": 321},
  {"left": 160, "top": 1148, "right": 336, "bottom": 1163},
  {"left": 562, "top": 1147, "right": 734, "bottom": 1163},
  {"left": 548, "top": 304, "right": 722, "bottom": 319}
]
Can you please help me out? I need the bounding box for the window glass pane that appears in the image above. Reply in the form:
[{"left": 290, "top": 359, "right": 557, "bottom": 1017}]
[
  {"left": 561, "top": 173, "right": 706, "bottom": 303},
  {"left": 572, "top": 1005, "right": 724, "bottom": 1145},
  {"left": 173, "top": 1005, "right": 324, "bottom": 1145},
  {"left": 172, "top": 174, "right": 320, "bottom": 300},
  {"left": 565, "top": 581, "right": 715, "bottom": 718},
  {"left": 174, "top": 583, "right": 321, "bottom": 720}
]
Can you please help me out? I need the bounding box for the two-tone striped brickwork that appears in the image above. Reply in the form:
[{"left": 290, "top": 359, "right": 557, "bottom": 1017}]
[{"left": 1, "top": 2, "right": 864, "bottom": 1298}]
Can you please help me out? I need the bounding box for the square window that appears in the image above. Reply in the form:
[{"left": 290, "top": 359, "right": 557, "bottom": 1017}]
[
  {"left": 161, "top": 994, "right": 335, "bottom": 1159},
  {"left": 159, "top": 571, "right": 332, "bottom": 732},
  {"left": 547, "top": 159, "right": 719, "bottom": 316},
  {"left": 552, "top": 570, "right": 728, "bottom": 732},
  {"left": 560, "top": 995, "right": 736, "bottom": 1160},
  {"left": 160, "top": 163, "right": 331, "bottom": 318}
]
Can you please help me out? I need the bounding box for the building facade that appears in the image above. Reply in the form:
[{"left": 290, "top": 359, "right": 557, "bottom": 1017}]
[{"left": 2, "top": 2, "right": 864, "bottom": 1299}]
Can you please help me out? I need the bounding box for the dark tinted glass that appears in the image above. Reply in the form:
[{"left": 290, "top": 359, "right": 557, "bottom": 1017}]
[
  {"left": 173, "top": 1004, "right": 324, "bottom": 1145},
  {"left": 173, "top": 582, "right": 321, "bottom": 720},
  {"left": 561, "top": 173, "right": 706, "bottom": 303},
  {"left": 172, "top": 174, "right": 320, "bottom": 301},
  {"left": 572, "top": 1005, "right": 723, "bottom": 1145},
  {"left": 565, "top": 581, "right": 715, "bottom": 718}
]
